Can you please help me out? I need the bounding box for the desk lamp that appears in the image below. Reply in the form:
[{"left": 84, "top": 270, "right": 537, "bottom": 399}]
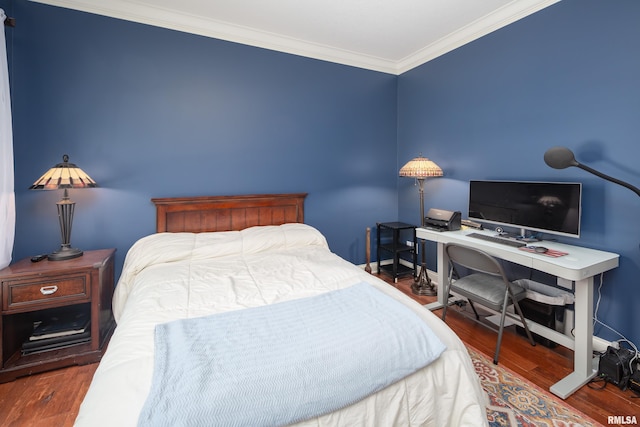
[
  {"left": 399, "top": 155, "right": 443, "bottom": 295},
  {"left": 29, "top": 154, "right": 97, "bottom": 261},
  {"left": 544, "top": 147, "right": 640, "bottom": 197}
]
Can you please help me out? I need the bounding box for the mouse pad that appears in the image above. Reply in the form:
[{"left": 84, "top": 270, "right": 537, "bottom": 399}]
[{"left": 518, "top": 247, "right": 568, "bottom": 257}]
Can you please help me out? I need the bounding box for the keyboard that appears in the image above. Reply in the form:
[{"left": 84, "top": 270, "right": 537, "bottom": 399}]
[{"left": 467, "top": 232, "right": 526, "bottom": 248}]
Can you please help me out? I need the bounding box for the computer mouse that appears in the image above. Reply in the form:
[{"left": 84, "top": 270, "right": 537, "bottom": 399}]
[{"left": 534, "top": 246, "right": 549, "bottom": 253}]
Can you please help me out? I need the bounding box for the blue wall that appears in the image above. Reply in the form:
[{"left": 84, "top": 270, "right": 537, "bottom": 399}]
[
  {"left": 3, "top": 0, "right": 398, "bottom": 272},
  {"left": 3, "top": 0, "right": 639, "bottom": 346},
  {"left": 398, "top": 0, "right": 640, "bottom": 345}
]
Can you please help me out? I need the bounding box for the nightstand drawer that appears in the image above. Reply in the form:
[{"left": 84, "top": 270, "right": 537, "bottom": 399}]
[{"left": 2, "top": 274, "right": 91, "bottom": 311}]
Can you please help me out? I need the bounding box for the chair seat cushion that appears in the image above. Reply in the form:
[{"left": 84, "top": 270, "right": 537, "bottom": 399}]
[{"left": 450, "top": 273, "right": 527, "bottom": 311}]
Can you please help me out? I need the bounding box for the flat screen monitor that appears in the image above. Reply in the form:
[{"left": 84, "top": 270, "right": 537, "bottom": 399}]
[{"left": 468, "top": 180, "right": 582, "bottom": 238}]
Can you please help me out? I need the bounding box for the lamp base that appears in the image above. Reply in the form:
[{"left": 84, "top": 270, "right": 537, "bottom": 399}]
[
  {"left": 411, "top": 264, "right": 437, "bottom": 296},
  {"left": 48, "top": 246, "right": 83, "bottom": 261}
]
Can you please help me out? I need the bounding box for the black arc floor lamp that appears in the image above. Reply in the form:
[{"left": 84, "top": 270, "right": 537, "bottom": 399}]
[
  {"left": 399, "top": 155, "right": 443, "bottom": 295},
  {"left": 29, "top": 154, "right": 98, "bottom": 261},
  {"left": 544, "top": 146, "right": 639, "bottom": 347},
  {"left": 544, "top": 146, "right": 640, "bottom": 197}
]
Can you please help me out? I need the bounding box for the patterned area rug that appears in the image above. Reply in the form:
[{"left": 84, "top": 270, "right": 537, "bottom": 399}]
[{"left": 467, "top": 346, "right": 602, "bottom": 427}]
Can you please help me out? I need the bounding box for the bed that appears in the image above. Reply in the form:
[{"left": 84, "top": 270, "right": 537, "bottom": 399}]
[{"left": 74, "top": 193, "right": 488, "bottom": 427}]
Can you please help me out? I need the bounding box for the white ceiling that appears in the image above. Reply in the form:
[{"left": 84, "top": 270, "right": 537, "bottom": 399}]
[{"left": 31, "top": 0, "right": 559, "bottom": 74}]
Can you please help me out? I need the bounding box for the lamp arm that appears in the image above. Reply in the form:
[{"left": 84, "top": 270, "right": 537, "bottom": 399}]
[{"left": 576, "top": 163, "right": 640, "bottom": 197}]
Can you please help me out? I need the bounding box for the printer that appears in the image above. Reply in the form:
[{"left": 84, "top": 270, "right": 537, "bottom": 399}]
[{"left": 423, "top": 208, "right": 461, "bottom": 232}]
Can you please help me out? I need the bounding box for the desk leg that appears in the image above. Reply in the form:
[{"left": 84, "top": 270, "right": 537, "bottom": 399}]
[
  {"left": 424, "top": 242, "right": 448, "bottom": 311},
  {"left": 550, "top": 276, "right": 597, "bottom": 399}
]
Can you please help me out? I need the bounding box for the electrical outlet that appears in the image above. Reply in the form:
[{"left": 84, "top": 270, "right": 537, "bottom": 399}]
[{"left": 405, "top": 240, "right": 414, "bottom": 247}]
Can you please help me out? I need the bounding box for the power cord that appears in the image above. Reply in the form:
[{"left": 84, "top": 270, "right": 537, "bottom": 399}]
[
  {"left": 587, "top": 374, "right": 608, "bottom": 390},
  {"left": 593, "top": 273, "right": 639, "bottom": 362},
  {"left": 587, "top": 273, "right": 639, "bottom": 392}
]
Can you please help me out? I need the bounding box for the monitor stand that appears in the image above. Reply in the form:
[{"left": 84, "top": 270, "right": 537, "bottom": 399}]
[{"left": 499, "top": 228, "right": 540, "bottom": 243}]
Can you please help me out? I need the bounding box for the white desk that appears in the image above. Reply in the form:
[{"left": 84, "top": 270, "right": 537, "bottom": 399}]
[{"left": 416, "top": 227, "right": 619, "bottom": 399}]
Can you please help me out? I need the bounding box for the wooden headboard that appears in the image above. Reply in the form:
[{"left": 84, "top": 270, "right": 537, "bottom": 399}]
[{"left": 151, "top": 193, "right": 307, "bottom": 233}]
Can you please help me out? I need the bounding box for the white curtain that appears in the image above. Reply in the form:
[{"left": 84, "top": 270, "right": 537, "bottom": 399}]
[{"left": 0, "top": 9, "right": 15, "bottom": 269}]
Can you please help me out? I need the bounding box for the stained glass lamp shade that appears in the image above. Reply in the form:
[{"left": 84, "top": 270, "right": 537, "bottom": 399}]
[{"left": 29, "top": 155, "right": 97, "bottom": 261}]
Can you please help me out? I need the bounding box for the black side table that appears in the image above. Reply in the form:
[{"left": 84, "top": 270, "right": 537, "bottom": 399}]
[{"left": 376, "top": 222, "right": 417, "bottom": 283}]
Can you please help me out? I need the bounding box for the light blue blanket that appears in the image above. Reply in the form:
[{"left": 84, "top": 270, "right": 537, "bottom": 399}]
[{"left": 138, "top": 283, "right": 446, "bottom": 427}]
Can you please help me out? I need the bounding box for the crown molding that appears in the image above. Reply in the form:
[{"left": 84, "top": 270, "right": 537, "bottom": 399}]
[
  {"left": 395, "top": 0, "right": 561, "bottom": 74},
  {"left": 30, "top": 0, "right": 560, "bottom": 75}
]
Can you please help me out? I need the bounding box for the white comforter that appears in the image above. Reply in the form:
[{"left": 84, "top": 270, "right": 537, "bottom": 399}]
[{"left": 75, "top": 223, "right": 488, "bottom": 427}]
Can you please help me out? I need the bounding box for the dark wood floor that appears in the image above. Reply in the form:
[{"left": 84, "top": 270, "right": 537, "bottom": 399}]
[
  {"left": 387, "top": 274, "right": 639, "bottom": 426},
  {"left": 0, "top": 274, "right": 637, "bottom": 426}
]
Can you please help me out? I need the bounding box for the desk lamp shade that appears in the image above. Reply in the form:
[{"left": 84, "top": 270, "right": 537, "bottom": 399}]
[
  {"left": 399, "top": 155, "right": 443, "bottom": 296},
  {"left": 544, "top": 146, "right": 640, "bottom": 197},
  {"left": 29, "top": 155, "right": 97, "bottom": 261}
]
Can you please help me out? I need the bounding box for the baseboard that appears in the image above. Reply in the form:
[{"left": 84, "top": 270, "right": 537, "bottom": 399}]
[
  {"left": 453, "top": 296, "right": 618, "bottom": 353},
  {"left": 357, "top": 260, "right": 391, "bottom": 272},
  {"left": 593, "top": 336, "right": 618, "bottom": 353},
  {"left": 399, "top": 259, "right": 438, "bottom": 283},
  {"left": 358, "top": 259, "right": 439, "bottom": 284},
  {"left": 391, "top": 265, "right": 618, "bottom": 354}
]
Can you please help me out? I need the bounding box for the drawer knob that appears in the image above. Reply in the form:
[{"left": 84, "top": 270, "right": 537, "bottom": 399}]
[{"left": 40, "top": 285, "right": 59, "bottom": 295}]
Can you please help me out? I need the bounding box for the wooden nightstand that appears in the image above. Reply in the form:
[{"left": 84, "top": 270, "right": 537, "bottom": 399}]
[{"left": 0, "top": 249, "right": 116, "bottom": 383}]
